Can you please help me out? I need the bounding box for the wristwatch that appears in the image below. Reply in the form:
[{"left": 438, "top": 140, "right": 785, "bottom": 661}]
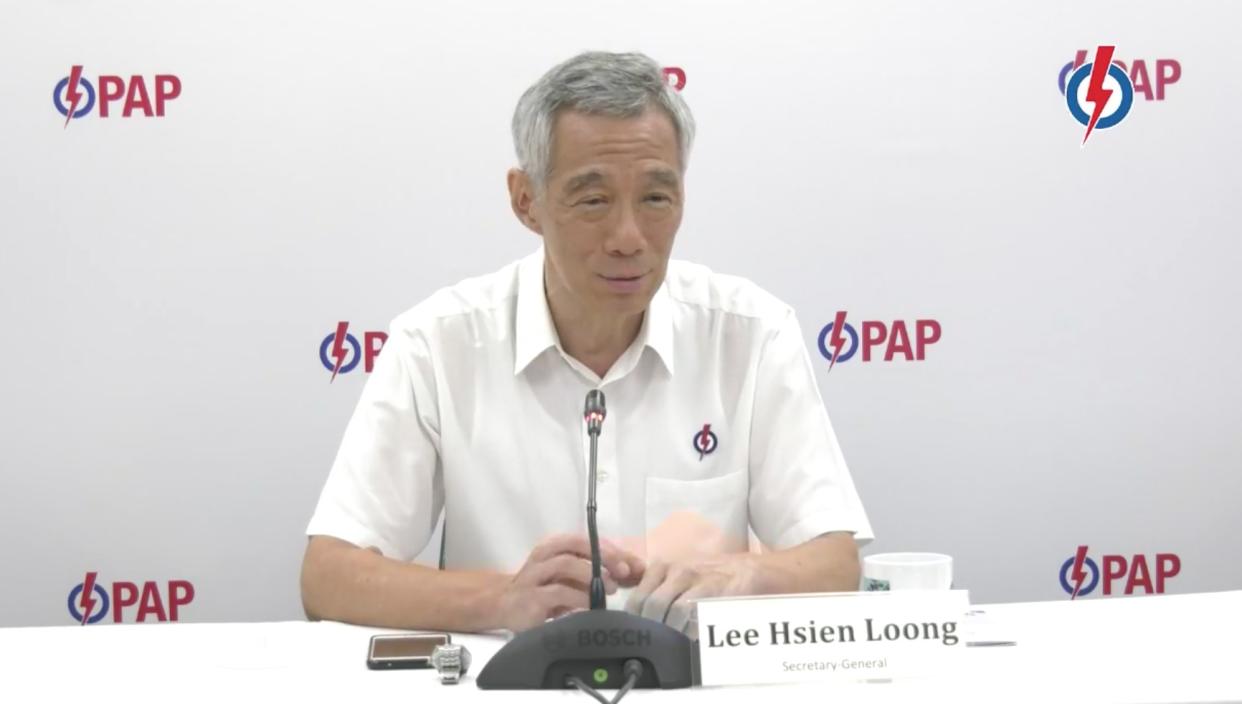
[{"left": 430, "top": 643, "right": 471, "bottom": 684}]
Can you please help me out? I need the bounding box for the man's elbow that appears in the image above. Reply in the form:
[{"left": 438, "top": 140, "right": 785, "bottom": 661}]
[
  {"left": 300, "top": 536, "right": 336, "bottom": 621},
  {"left": 822, "top": 532, "right": 860, "bottom": 591},
  {"left": 835, "top": 549, "right": 860, "bottom": 592}
]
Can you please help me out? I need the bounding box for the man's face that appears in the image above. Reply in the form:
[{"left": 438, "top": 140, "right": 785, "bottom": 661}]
[{"left": 523, "top": 108, "right": 684, "bottom": 320}]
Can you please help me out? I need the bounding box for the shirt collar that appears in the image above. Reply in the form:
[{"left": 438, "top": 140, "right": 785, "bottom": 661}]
[
  {"left": 512, "top": 248, "right": 675, "bottom": 377},
  {"left": 642, "top": 279, "right": 675, "bottom": 376},
  {"left": 513, "top": 248, "right": 560, "bottom": 375}
]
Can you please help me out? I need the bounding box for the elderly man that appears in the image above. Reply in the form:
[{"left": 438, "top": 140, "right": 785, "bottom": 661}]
[{"left": 301, "top": 51, "right": 871, "bottom": 635}]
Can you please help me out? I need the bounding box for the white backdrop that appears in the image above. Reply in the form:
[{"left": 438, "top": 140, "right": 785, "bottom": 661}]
[{"left": 1, "top": 0, "right": 1239, "bottom": 626}]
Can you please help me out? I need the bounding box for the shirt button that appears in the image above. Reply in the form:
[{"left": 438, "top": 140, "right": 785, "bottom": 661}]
[{"left": 597, "top": 471, "right": 609, "bottom": 483}]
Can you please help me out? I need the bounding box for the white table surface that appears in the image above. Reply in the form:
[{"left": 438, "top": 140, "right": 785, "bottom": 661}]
[{"left": 2, "top": 590, "right": 1238, "bottom": 703}]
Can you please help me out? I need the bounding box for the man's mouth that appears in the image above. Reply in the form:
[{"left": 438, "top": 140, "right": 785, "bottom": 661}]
[{"left": 598, "top": 271, "right": 649, "bottom": 292}]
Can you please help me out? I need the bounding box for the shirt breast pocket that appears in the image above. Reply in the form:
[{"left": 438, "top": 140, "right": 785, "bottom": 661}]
[{"left": 644, "top": 470, "right": 749, "bottom": 562}]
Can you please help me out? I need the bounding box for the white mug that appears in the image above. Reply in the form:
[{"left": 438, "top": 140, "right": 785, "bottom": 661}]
[{"left": 861, "top": 552, "right": 953, "bottom": 591}]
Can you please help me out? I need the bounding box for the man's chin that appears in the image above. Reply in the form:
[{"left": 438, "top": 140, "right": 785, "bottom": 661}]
[{"left": 594, "top": 288, "right": 655, "bottom": 317}]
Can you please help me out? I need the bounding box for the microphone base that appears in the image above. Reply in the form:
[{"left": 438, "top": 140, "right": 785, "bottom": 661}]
[{"left": 475, "top": 609, "right": 696, "bottom": 690}]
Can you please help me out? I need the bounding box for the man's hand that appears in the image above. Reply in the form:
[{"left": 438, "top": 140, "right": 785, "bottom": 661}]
[
  {"left": 497, "top": 534, "right": 645, "bottom": 632},
  {"left": 623, "top": 553, "right": 760, "bottom": 636},
  {"left": 622, "top": 533, "right": 860, "bottom": 637}
]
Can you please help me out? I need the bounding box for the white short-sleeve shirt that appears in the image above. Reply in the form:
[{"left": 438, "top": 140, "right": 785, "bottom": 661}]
[{"left": 307, "top": 248, "right": 872, "bottom": 573}]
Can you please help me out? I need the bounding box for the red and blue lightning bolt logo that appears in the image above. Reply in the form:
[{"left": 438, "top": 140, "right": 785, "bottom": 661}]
[
  {"left": 329, "top": 321, "right": 350, "bottom": 383},
  {"left": 1059, "top": 544, "right": 1100, "bottom": 599},
  {"left": 319, "top": 322, "right": 367, "bottom": 380},
  {"left": 63, "top": 65, "right": 84, "bottom": 129},
  {"left": 826, "top": 310, "right": 849, "bottom": 373},
  {"left": 66, "top": 571, "right": 112, "bottom": 624},
  {"left": 1081, "top": 46, "right": 1115, "bottom": 145},
  {"left": 1068, "top": 545, "right": 1090, "bottom": 600},
  {"left": 78, "top": 571, "right": 99, "bottom": 624},
  {"left": 53, "top": 65, "right": 97, "bottom": 127},
  {"left": 1064, "top": 45, "right": 1134, "bottom": 145},
  {"left": 693, "top": 424, "right": 718, "bottom": 460}
]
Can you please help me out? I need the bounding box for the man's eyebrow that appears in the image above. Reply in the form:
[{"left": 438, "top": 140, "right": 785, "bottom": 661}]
[
  {"left": 646, "top": 169, "right": 681, "bottom": 189},
  {"left": 562, "top": 171, "right": 605, "bottom": 195}
]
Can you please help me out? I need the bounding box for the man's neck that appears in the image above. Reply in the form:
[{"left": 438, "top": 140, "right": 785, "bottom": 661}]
[{"left": 545, "top": 280, "right": 644, "bottom": 380}]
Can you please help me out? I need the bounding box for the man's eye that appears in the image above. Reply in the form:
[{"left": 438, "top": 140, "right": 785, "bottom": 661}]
[
  {"left": 645, "top": 194, "right": 671, "bottom": 204},
  {"left": 579, "top": 197, "right": 607, "bottom": 207}
]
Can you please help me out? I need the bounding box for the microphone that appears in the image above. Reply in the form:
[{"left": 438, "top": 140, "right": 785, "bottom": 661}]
[
  {"left": 584, "top": 390, "right": 606, "bottom": 610},
  {"left": 585, "top": 389, "right": 606, "bottom": 433},
  {"left": 476, "top": 390, "right": 695, "bottom": 691}
]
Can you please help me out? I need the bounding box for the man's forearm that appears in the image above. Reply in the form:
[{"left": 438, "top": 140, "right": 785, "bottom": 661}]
[
  {"left": 750, "top": 532, "right": 860, "bottom": 594},
  {"left": 301, "top": 535, "right": 506, "bottom": 632}
]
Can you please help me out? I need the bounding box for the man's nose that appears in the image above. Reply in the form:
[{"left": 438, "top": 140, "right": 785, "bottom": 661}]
[{"left": 605, "top": 203, "right": 645, "bottom": 256}]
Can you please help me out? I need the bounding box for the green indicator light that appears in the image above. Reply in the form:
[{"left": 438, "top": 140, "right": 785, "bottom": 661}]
[{"left": 593, "top": 668, "right": 608, "bottom": 684}]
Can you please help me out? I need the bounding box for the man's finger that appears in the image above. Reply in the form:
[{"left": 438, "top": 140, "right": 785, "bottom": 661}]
[
  {"left": 527, "top": 554, "right": 617, "bottom": 592},
  {"left": 528, "top": 534, "right": 591, "bottom": 564},
  {"left": 641, "top": 567, "right": 695, "bottom": 623},
  {"left": 537, "top": 584, "right": 589, "bottom": 621},
  {"left": 528, "top": 535, "right": 643, "bottom": 585},
  {"left": 551, "top": 573, "right": 619, "bottom": 595},
  {"left": 598, "top": 538, "right": 644, "bottom": 583},
  {"left": 623, "top": 559, "right": 668, "bottom": 615},
  {"left": 530, "top": 535, "right": 638, "bottom": 581},
  {"left": 665, "top": 585, "right": 708, "bottom": 634},
  {"left": 526, "top": 553, "right": 588, "bottom": 586}
]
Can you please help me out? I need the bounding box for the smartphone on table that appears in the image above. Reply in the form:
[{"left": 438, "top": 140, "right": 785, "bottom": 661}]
[{"left": 366, "top": 633, "right": 451, "bottom": 670}]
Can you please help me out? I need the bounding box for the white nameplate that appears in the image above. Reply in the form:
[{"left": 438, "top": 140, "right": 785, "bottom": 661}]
[{"left": 695, "top": 590, "right": 970, "bottom": 686}]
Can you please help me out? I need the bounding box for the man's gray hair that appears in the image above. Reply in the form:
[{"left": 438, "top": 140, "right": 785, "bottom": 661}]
[{"left": 512, "top": 51, "right": 696, "bottom": 192}]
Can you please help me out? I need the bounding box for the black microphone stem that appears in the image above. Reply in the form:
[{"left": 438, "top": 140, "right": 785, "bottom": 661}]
[{"left": 586, "top": 428, "right": 606, "bottom": 610}]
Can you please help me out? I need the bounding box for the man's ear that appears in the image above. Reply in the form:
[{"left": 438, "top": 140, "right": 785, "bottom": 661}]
[{"left": 507, "top": 168, "right": 544, "bottom": 235}]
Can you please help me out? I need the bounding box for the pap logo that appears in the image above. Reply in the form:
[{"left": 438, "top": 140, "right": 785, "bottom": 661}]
[
  {"left": 54, "top": 65, "right": 182, "bottom": 128},
  {"left": 693, "top": 424, "right": 718, "bottom": 460},
  {"left": 817, "top": 311, "right": 942, "bottom": 372},
  {"left": 1059, "top": 545, "right": 1181, "bottom": 599},
  {"left": 67, "top": 572, "right": 195, "bottom": 624}
]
